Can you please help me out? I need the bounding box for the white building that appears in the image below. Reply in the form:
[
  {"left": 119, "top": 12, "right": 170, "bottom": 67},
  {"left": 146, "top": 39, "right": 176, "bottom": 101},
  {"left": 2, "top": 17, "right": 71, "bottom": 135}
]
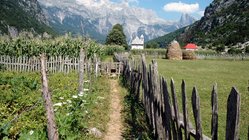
[{"left": 131, "top": 35, "right": 144, "bottom": 50}]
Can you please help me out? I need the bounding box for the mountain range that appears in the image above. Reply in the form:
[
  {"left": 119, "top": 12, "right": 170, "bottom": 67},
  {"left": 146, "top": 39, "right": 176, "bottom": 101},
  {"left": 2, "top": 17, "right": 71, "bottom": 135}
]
[
  {"left": 148, "top": 0, "right": 249, "bottom": 48},
  {"left": 0, "top": 0, "right": 55, "bottom": 37},
  {"left": 0, "top": 0, "right": 196, "bottom": 43},
  {"left": 39, "top": 0, "right": 197, "bottom": 43}
]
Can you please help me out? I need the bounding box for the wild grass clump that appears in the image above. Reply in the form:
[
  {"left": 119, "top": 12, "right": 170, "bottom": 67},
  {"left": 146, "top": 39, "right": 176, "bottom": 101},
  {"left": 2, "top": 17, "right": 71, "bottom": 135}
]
[{"left": 0, "top": 72, "right": 111, "bottom": 139}]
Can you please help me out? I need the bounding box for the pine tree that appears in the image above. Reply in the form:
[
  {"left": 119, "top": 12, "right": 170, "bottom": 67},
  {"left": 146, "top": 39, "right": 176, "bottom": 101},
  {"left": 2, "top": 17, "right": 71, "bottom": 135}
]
[{"left": 105, "top": 24, "right": 128, "bottom": 50}]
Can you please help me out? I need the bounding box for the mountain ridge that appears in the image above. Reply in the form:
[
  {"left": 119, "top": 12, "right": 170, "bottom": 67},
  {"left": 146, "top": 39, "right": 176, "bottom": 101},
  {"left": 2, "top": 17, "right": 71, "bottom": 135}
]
[
  {"left": 148, "top": 0, "right": 249, "bottom": 48},
  {"left": 38, "top": 0, "right": 196, "bottom": 43},
  {"left": 0, "top": 0, "right": 56, "bottom": 37}
]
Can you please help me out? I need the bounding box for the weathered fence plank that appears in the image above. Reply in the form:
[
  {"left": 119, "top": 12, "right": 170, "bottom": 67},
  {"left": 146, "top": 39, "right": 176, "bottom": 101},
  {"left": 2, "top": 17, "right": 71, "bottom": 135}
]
[
  {"left": 211, "top": 84, "right": 218, "bottom": 140},
  {"left": 78, "top": 49, "right": 85, "bottom": 94},
  {"left": 113, "top": 53, "right": 247, "bottom": 140},
  {"left": 182, "top": 80, "right": 190, "bottom": 140},
  {"left": 192, "top": 87, "right": 203, "bottom": 140},
  {"left": 40, "top": 54, "right": 59, "bottom": 140},
  {"left": 225, "top": 87, "right": 240, "bottom": 140},
  {"left": 171, "top": 79, "right": 182, "bottom": 140},
  {"left": 162, "top": 78, "right": 172, "bottom": 140}
]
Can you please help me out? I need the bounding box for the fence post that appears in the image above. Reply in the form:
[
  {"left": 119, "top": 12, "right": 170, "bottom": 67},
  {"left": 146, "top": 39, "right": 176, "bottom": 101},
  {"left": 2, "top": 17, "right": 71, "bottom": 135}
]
[
  {"left": 211, "top": 84, "right": 218, "bottom": 140},
  {"left": 40, "top": 53, "right": 59, "bottom": 140},
  {"left": 225, "top": 87, "right": 240, "bottom": 140},
  {"left": 78, "top": 49, "right": 85, "bottom": 94},
  {"left": 162, "top": 78, "right": 172, "bottom": 140},
  {"left": 191, "top": 87, "right": 203, "bottom": 140},
  {"left": 171, "top": 79, "right": 182, "bottom": 140},
  {"left": 182, "top": 80, "right": 190, "bottom": 140},
  {"left": 141, "top": 54, "right": 148, "bottom": 108}
]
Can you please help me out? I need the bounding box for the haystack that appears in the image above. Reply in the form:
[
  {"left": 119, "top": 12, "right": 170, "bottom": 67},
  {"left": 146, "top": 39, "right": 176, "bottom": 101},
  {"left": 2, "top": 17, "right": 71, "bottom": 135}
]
[{"left": 166, "top": 40, "right": 182, "bottom": 60}]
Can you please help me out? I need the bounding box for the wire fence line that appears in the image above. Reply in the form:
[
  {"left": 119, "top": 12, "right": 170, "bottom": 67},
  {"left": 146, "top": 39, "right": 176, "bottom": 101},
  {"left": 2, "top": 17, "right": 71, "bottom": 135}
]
[{"left": 0, "top": 98, "right": 43, "bottom": 131}]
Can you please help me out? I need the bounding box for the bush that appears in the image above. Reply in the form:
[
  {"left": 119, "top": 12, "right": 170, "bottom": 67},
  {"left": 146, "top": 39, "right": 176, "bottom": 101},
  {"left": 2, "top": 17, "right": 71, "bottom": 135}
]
[
  {"left": 228, "top": 48, "right": 242, "bottom": 54},
  {"left": 130, "top": 49, "right": 166, "bottom": 56},
  {"left": 216, "top": 45, "right": 225, "bottom": 53},
  {"left": 195, "top": 50, "right": 217, "bottom": 55},
  {"left": 245, "top": 45, "right": 249, "bottom": 54},
  {"left": 182, "top": 50, "right": 197, "bottom": 60},
  {"left": 102, "top": 45, "right": 125, "bottom": 56}
]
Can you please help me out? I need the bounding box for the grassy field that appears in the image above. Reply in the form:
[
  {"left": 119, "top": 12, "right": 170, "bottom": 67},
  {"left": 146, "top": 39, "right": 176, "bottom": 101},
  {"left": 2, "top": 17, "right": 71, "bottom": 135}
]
[
  {"left": 0, "top": 72, "right": 111, "bottom": 139},
  {"left": 147, "top": 58, "right": 249, "bottom": 139}
]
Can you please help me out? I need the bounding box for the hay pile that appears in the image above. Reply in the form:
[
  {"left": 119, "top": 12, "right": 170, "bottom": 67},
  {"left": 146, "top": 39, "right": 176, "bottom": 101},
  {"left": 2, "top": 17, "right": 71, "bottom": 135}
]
[
  {"left": 166, "top": 40, "right": 182, "bottom": 60},
  {"left": 182, "top": 50, "right": 197, "bottom": 60}
]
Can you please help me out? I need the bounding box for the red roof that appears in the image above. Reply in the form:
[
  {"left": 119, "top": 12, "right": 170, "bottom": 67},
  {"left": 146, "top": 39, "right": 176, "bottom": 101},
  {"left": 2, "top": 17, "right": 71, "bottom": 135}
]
[{"left": 184, "top": 43, "right": 198, "bottom": 49}]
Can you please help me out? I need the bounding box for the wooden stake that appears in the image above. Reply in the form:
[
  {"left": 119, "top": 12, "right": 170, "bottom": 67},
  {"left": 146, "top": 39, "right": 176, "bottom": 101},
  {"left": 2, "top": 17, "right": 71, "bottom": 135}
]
[{"left": 40, "top": 53, "right": 59, "bottom": 140}]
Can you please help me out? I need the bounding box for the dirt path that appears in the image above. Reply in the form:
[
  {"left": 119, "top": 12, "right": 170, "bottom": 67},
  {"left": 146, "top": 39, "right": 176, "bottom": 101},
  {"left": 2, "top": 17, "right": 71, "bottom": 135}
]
[{"left": 104, "top": 79, "right": 122, "bottom": 140}]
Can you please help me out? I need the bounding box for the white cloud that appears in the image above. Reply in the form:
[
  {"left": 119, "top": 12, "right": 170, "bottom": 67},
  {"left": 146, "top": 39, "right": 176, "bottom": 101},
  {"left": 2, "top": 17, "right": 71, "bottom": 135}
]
[
  {"left": 76, "top": 0, "right": 109, "bottom": 7},
  {"left": 75, "top": 0, "right": 138, "bottom": 7},
  {"left": 197, "top": 10, "right": 205, "bottom": 16},
  {"left": 124, "top": 0, "right": 139, "bottom": 5},
  {"left": 163, "top": 1, "right": 199, "bottom": 14}
]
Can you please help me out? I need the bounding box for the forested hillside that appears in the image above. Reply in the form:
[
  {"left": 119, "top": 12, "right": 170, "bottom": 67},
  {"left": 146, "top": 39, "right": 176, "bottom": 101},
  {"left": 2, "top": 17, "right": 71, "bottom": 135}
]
[
  {"left": 0, "top": 0, "right": 56, "bottom": 36},
  {"left": 148, "top": 0, "right": 249, "bottom": 49}
]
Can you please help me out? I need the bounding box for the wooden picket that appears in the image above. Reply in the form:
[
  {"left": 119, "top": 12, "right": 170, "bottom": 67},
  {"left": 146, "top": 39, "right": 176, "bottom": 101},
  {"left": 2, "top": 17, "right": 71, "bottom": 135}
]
[
  {"left": 120, "top": 54, "right": 243, "bottom": 140},
  {"left": 0, "top": 55, "right": 123, "bottom": 76}
]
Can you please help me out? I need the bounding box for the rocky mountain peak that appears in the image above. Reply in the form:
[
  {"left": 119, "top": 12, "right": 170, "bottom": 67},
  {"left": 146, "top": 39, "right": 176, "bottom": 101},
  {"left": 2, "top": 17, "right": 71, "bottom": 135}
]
[
  {"left": 178, "top": 13, "right": 196, "bottom": 27},
  {"left": 38, "top": 0, "right": 196, "bottom": 43},
  {"left": 0, "top": 0, "right": 55, "bottom": 36},
  {"left": 180, "top": 0, "right": 249, "bottom": 46}
]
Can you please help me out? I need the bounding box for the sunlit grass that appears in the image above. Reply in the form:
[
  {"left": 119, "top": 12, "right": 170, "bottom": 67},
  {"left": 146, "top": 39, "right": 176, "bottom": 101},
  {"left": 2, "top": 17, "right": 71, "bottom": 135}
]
[
  {"left": 0, "top": 72, "right": 111, "bottom": 139},
  {"left": 147, "top": 59, "right": 249, "bottom": 139}
]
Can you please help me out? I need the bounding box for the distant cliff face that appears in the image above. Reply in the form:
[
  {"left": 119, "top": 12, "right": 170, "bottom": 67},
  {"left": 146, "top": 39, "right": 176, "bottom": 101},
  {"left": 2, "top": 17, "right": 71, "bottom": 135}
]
[
  {"left": 0, "top": 0, "right": 55, "bottom": 36},
  {"left": 179, "top": 0, "right": 249, "bottom": 46},
  {"left": 38, "top": 0, "right": 196, "bottom": 43}
]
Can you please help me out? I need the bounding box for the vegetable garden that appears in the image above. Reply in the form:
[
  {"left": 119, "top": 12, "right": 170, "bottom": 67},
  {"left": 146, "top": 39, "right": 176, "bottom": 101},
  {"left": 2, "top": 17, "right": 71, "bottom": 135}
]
[{"left": 0, "top": 36, "right": 124, "bottom": 139}]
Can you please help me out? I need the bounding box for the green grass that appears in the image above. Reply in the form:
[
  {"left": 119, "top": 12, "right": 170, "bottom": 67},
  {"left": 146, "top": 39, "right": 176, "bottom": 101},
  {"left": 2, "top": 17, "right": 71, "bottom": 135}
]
[
  {"left": 0, "top": 72, "right": 111, "bottom": 139},
  {"left": 147, "top": 59, "right": 249, "bottom": 139},
  {"left": 120, "top": 78, "right": 154, "bottom": 140}
]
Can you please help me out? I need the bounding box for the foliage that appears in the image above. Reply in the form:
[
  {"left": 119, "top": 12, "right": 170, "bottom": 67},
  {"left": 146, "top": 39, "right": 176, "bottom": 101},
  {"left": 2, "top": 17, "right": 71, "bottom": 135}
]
[
  {"left": 105, "top": 24, "right": 128, "bottom": 50},
  {"left": 0, "top": 0, "right": 56, "bottom": 36},
  {"left": 102, "top": 45, "right": 125, "bottom": 56},
  {"left": 245, "top": 45, "right": 249, "bottom": 54},
  {"left": 0, "top": 73, "right": 45, "bottom": 139},
  {"left": 120, "top": 78, "right": 154, "bottom": 140},
  {"left": 0, "top": 36, "right": 106, "bottom": 59},
  {"left": 215, "top": 44, "right": 225, "bottom": 53},
  {"left": 145, "top": 42, "right": 160, "bottom": 48},
  {"left": 130, "top": 49, "right": 166, "bottom": 56},
  {"left": 182, "top": 50, "right": 197, "bottom": 60},
  {"left": 228, "top": 47, "right": 242, "bottom": 54},
  {"left": 0, "top": 36, "right": 126, "bottom": 60},
  {"left": 195, "top": 50, "right": 217, "bottom": 55},
  {"left": 145, "top": 27, "right": 186, "bottom": 48},
  {"left": 0, "top": 72, "right": 111, "bottom": 139}
]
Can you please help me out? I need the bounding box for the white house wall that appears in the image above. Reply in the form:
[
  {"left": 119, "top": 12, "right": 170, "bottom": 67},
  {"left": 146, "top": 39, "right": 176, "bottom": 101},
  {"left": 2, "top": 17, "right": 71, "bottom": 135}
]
[{"left": 131, "top": 45, "right": 144, "bottom": 49}]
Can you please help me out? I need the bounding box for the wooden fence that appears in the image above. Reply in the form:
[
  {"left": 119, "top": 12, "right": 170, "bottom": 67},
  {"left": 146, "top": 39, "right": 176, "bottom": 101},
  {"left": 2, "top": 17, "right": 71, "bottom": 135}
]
[
  {"left": 121, "top": 54, "right": 243, "bottom": 140},
  {"left": 0, "top": 55, "right": 123, "bottom": 76}
]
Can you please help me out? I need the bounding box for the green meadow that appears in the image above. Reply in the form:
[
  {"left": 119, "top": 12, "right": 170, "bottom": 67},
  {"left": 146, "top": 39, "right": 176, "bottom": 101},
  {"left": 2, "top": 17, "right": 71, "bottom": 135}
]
[{"left": 147, "top": 59, "right": 249, "bottom": 139}]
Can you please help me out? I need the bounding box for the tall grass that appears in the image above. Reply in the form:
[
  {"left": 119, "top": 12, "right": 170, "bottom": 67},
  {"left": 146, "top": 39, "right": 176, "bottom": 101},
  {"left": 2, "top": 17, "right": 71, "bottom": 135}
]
[{"left": 0, "top": 72, "right": 111, "bottom": 139}]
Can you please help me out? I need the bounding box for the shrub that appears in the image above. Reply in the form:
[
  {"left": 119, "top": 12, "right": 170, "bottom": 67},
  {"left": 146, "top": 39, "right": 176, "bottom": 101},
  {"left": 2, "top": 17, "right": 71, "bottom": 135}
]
[
  {"left": 228, "top": 47, "right": 242, "bottom": 54},
  {"left": 182, "top": 50, "right": 197, "bottom": 60},
  {"left": 130, "top": 49, "right": 166, "bottom": 56},
  {"left": 216, "top": 44, "right": 225, "bottom": 53},
  {"left": 195, "top": 50, "right": 217, "bottom": 55},
  {"left": 245, "top": 45, "right": 249, "bottom": 54},
  {"left": 102, "top": 45, "right": 125, "bottom": 56}
]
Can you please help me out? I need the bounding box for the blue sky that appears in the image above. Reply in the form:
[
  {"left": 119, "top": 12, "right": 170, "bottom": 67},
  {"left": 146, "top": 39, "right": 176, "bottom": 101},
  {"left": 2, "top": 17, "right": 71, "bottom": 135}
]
[{"left": 111, "top": 0, "right": 213, "bottom": 21}]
